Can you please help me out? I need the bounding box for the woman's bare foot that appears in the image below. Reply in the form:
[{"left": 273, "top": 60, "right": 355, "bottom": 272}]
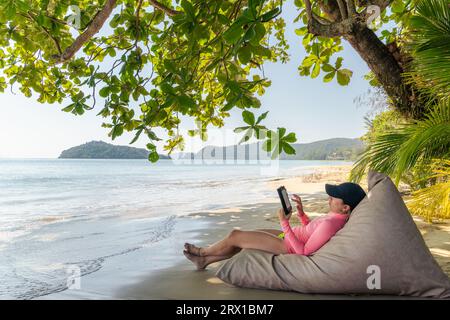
[
  {"left": 184, "top": 242, "right": 204, "bottom": 256},
  {"left": 183, "top": 250, "right": 206, "bottom": 270}
]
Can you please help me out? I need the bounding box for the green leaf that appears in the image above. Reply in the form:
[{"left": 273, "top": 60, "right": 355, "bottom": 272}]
[
  {"left": 238, "top": 129, "right": 253, "bottom": 144},
  {"left": 251, "top": 22, "right": 266, "bottom": 44},
  {"left": 295, "top": 27, "right": 307, "bottom": 36},
  {"left": 181, "top": 0, "right": 196, "bottom": 20},
  {"left": 391, "top": 0, "right": 405, "bottom": 13},
  {"left": 311, "top": 62, "right": 321, "bottom": 79},
  {"left": 164, "top": 59, "right": 177, "bottom": 74},
  {"left": 302, "top": 55, "right": 317, "bottom": 67},
  {"left": 234, "top": 126, "right": 250, "bottom": 133},
  {"left": 130, "top": 128, "right": 144, "bottom": 144},
  {"left": 242, "top": 110, "right": 255, "bottom": 125},
  {"left": 99, "top": 86, "right": 110, "bottom": 98},
  {"left": 323, "top": 71, "right": 336, "bottom": 83},
  {"left": 277, "top": 127, "right": 286, "bottom": 138},
  {"left": 248, "top": 0, "right": 258, "bottom": 18},
  {"left": 5, "top": 4, "right": 16, "bottom": 19},
  {"left": 148, "top": 151, "right": 160, "bottom": 163},
  {"left": 109, "top": 14, "right": 120, "bottom": 28},
  {"left": 75, "top": 103, "right": 85, "bottom": 115},
  {"left": 252, "top": 45, "right": 272, "bottom": 58},
  {"left": 243, "top": 24, "right": 256, "bottom": 42},
  {"left": 217, "top": 14, "right": 230, "bottom": 24},
  {"left": 62, "top": 104, "right": 75, "bottom": 113},
  {"left": 147, "top": 130, "right": 161, "bottom": 141},
  {"left": 283, "top": 132, "right": 297, "bottom": 143},
  {"left": 262, "top": 139, "right": 274, "bottom": 152},
  {"left": 260, "top": 8, "right": 280, "bottom": 22},
  {"left": 282, "top": 143, "right": 296, "bottom": 155},
  {"left": 256, "top": 111, "right": 269, "bottom": 124},
  {"left": 336, "top": 69, "right": 353, "bottom": 86},
  {"left": 107, "top": 48, "right": 116, "bottom": 57},
  {"left": 321, "top": 63, "right": 334, "bottom": 72},
  {"left": 177, "top": 94, "right": 196, "bottom": 110},
  {"left": 160, "top": 82, "right": 175, "bottom": 94},
  {"left": 199, "top": 130, "right": 208, "bottom": 141},
  {"left": 111, "top": 124, "right": 124, "bottom": 140},
  {"left": 335, "top": 57, "right": 343, "bottom": 69},
  {"left": 223, "top": 24, "right": 244, "bottom": 44},
  {"left": 237, "top": 46, "right": 252, "bottom": 64}
]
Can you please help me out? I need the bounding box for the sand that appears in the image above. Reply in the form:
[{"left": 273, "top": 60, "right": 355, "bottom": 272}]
[{"left": 114, "top": 165, "right": 450, "bottom": 300}]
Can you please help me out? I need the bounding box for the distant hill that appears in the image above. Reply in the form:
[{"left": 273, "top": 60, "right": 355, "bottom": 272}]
[
  {"left": 58, "top": 141, "right": 171, "bottom": 159},
  {"left": 171, "top": 138, "right": 365, "bottom": 161},
  {"left": 281, "top": 138, "right": 365, "bottom": 160}
]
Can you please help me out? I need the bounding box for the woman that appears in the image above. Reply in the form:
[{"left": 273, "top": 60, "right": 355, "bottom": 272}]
[{"left": 183, "top": 182, "right": 366, "bottom": 270}]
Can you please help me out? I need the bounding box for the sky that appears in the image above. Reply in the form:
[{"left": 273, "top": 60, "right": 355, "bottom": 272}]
[{"left": 0, "top": 1, "right": 375, "bottom": 158}]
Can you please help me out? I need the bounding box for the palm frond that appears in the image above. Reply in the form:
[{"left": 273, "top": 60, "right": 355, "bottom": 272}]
[
  {"left": 350, "top": 101, "right": 450, "bottom": 184},
  {"left": 406, "top": 0, "right": 450, "bottom": 97},
  {"left": 406, "top": 159, "right": 450, "bottom": 222}
]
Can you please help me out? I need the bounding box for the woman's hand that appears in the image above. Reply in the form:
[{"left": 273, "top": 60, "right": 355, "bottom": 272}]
[
  {"left": 291, "top": 194, "right": 305, "bottom": 216},
  {"left": 277, "top": 208, "right": 291, "bottom": 222}
]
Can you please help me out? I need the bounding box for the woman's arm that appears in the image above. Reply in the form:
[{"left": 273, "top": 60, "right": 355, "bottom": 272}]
[
  {"left": 280, "top": 219, "right": 305, "bottom": 253},
  {"left": 292, "top": 194, "right": 310, "bottom": 225},
  {"left": 298, "top": 212, "right": 310, "bottom": 226},
  {"left": 281, "top": 219, "right": 335, "bottom": 255}
]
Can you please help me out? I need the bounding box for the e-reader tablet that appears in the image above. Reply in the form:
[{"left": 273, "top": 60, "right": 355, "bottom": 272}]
[{"left": 277, "top": 186, "right": 292, "bottom": 215}]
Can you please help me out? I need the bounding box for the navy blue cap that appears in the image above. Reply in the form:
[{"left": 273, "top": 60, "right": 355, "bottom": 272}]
[{"left": 325, "top": 182, "right": 366, "bottom": 210}]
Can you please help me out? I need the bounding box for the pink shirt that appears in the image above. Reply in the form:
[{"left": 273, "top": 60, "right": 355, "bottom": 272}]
[{"left": 280, "top": 212, "right": 349, "bottom": 255}]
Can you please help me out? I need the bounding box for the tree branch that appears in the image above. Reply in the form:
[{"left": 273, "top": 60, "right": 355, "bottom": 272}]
[
  {"left": 52, "top": 0, "right": 184, "bottom": 64},
  {"left": 336, "top": 0, "right": 348, "bottom": 20},
  {"left": 308, "top": 17, "right": 354, "bottom": 37},
  {"left": 312, "top": 12, "right": 332, "bottom": 25},
  {"left": 135, "top": 0, "right": 144, "bottom": 44},
  {"left": 304, "top": 0, "right": 354, "bottom": 37},
  {"left": 304, "top": 0, "right": 313, "bottom": 21},
  {"left": 358, "top": 0, "right": 393, "bottom": 12},
  {"left": 148, "top": 0, "right": 181, "bottom": 16},
  {"left": 53, "top": 0, "right": 117, "bottom": 64},
  {"left": 26, "top": 12, "right": 62, "bottom": 56},
  {"left": 346, "top": 0, "right": 356, "bottom": 17}
]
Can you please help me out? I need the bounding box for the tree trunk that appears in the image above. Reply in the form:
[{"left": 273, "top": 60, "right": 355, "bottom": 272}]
[{"left": 344, "top": 25, "right": 425, "bottom": 119}]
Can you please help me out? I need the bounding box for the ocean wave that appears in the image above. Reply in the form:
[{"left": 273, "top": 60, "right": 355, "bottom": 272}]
[
  {"left": 2, "top": 215, "right": 177, "bottom": 300},
  {"left": 0, "top": 194, "right": 77, "bottom": 206}
]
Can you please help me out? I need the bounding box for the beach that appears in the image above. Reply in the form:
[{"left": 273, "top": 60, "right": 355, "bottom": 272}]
[{"left": 35, "top": 164, "right": 450, "bottom": 300}]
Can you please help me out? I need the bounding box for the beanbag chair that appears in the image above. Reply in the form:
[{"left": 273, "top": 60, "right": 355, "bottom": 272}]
[{"left": 216, "top": 171, "right": 450, "bottom": 298}]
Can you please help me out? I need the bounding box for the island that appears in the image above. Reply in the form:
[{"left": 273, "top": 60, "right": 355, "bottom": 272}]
[{"left": 58, "top": 141, "right": 171, "bottom": 159}]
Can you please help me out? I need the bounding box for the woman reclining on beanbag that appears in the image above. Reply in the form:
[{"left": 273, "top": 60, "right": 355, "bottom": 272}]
[{"left": 183, "top": 182, "right": 366, "bottom": 270}]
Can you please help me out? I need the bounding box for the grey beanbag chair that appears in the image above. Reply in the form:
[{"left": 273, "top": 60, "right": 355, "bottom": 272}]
[{"left": 216, "top": 171, "right": 450, "bottom": 298}]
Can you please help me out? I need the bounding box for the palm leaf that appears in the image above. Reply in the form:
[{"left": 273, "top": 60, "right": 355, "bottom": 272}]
[
  {"left": 350, "top": 101, "right": 450, "bottom": 184},
  {"left": 406, "top": 159, "right": 450, "bottom": 222},
  {"left": 406, "top": 0, "right": 450, "bottom": 97}
]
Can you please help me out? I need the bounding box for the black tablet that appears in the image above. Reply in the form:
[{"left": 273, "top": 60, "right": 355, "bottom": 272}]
[{"left": 277, "top": 186, "right": 292, "bottom": 215}]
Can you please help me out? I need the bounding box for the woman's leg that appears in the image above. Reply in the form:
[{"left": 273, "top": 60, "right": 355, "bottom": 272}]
[
  {"left": 184, "top": 229, "right": 283, "bottom": 256},
  {"left": 255, "top": 229, "right": 283, "bottom": 237},
  {"left": 183, "top": 251, "right": 235, "bottom": 270},
  {"left": 186, "top": 229, "right": 288, "bottom": 257}
]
